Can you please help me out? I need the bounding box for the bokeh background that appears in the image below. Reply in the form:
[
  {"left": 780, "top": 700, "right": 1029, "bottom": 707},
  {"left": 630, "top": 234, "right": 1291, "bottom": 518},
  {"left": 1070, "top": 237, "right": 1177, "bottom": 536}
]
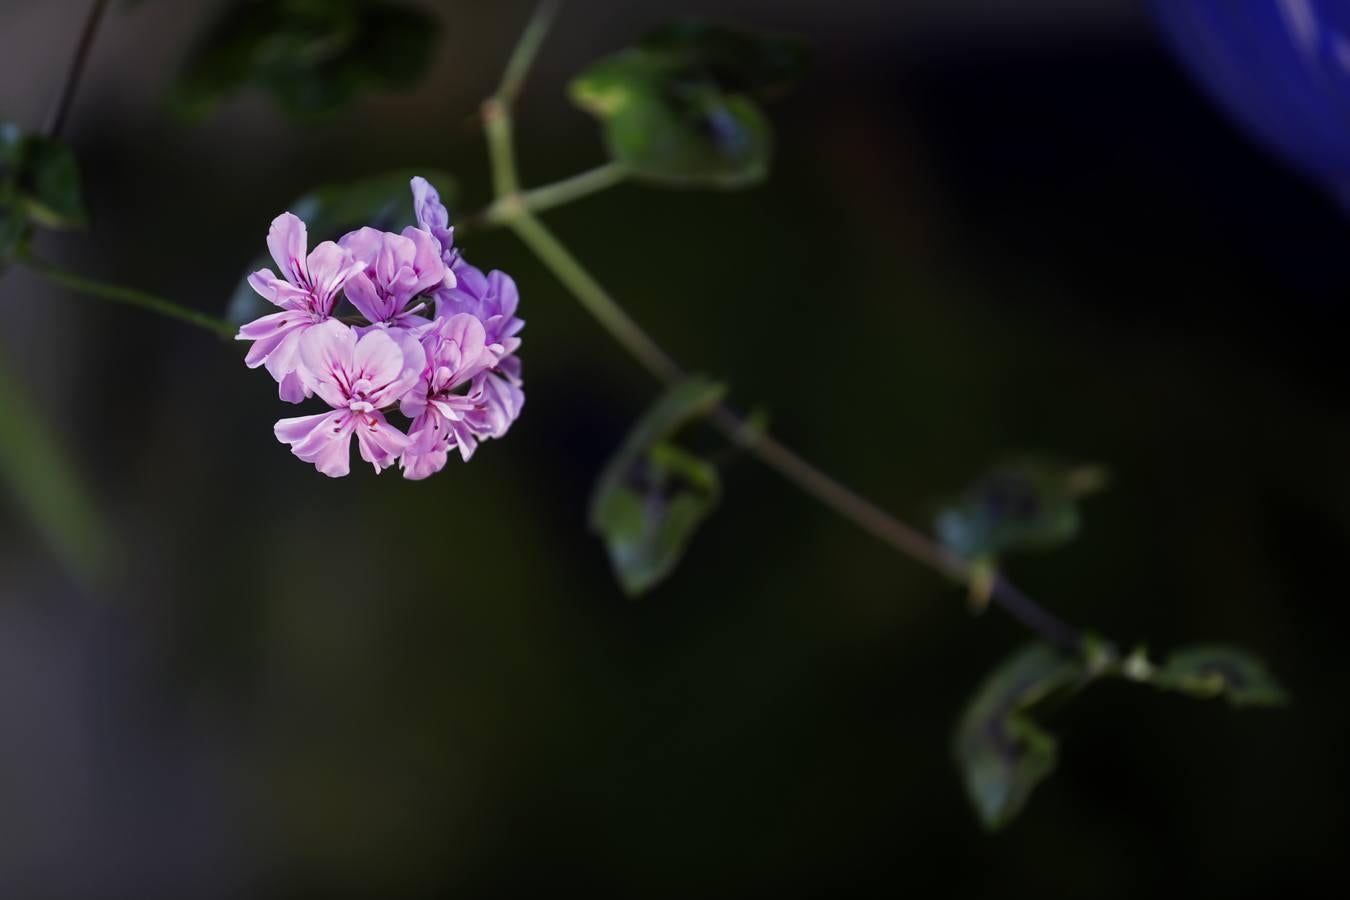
[{"left": 2, "top": 0, "right": 1348, "bottom": 896}]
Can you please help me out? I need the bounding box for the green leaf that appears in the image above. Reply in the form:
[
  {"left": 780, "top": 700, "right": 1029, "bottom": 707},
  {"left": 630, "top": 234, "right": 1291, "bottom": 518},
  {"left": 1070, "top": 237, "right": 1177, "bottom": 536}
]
[
  {"left": 0, "top": 206, "right": 29, "bottom": 268},
  {"left": 226, "top": 167, "right": 456, "bottom": 325},
  {"left": 569, "top": 22, "right": 808, "bottom": 188},
  {"left": 589, "top": 376, "right": 727, "bottom": 595},
  {"left": 172, "top": 0, "right": 438, "bottom": 121},
  {"left": 936, "top": 459, "right": 1108, "bottom": 562},
  {"left": 0, "top": 121, "right": 23, "bottom": 167},
  {"left": 0, "top": 358, "right": 109, "bottom": 582},
  {"left": 954, "top": 643, "right": 1083, "bottom": 830},
  {"left": 0, "top": 121, "right": 88, "bottom": 256},
  {"left": 19, "top": 136, "right": 88, "bottom": 229},
  {"left": 1152, "top": 644, "right": 1287, "bottom": 708},
  {"left": 638, "top": 22, "right": 811, "bottom": 95}
]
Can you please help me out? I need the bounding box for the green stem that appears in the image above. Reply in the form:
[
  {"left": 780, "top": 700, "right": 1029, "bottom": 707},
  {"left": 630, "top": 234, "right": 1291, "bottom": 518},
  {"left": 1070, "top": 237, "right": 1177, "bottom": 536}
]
[
  {"left": 20, "top": 252, "right": 236, "bottom": 338},
  {"left": 509, "top": 211, "right": 680, "bottom": 383},
  {"left": 483, "top": 100, "right": 519, "bottom": 199},
  {"left": 482, "top": 0, "right": 561, "bottom": 200},
  {"left": 44, "top": 0, "right": 109, "bottom": 138},
  {"left": 495, "top": 0, "right": 562, "bottom": 103},
  {"left": 473, "top": 162, "right": 628, "bottom": 228}
]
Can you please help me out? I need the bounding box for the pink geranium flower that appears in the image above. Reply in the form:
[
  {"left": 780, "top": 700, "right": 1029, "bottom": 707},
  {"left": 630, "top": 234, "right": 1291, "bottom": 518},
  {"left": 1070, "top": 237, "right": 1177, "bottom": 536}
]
[
  {"left": 433, "top": 260, "right": 526, "bottom": 439},
  {"left": 240, "top": 176, "right": 524, "bottom": 480},
  {"left": 339, "top": 226, "right": 451, "bottom": 329},
  {"left": 274, "top": 320, "right": 425, "bottom": 478},
  {"left": 236, "top": 212, "right": 360, "bottom": 403},
  {"left": 399, "top": 313, "right": 499, "bottom": 479}
]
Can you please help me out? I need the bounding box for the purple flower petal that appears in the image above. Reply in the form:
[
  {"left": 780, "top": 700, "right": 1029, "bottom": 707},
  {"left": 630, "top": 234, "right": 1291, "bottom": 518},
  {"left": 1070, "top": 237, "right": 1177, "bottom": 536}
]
[
  {"left": 274, "top": 410, "right": 356, "bottom": 478},
  {"left": 354, "top": 413, "right": 410, "bottom": 473},
  {"left": 266, "top": 213, "right": 310, "bottom": 288}
]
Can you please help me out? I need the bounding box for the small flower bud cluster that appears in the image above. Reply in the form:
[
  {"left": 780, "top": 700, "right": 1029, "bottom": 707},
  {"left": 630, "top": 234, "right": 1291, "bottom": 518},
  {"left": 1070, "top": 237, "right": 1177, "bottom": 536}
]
[{"left": 236, "top": 177, "right": 524, "bottom": 478}]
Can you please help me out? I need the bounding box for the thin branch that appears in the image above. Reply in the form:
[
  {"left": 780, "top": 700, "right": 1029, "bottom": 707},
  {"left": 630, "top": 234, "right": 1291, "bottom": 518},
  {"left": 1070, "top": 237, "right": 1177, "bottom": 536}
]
[
  {"left": 44, "top": 0, "right": 111, "bottom": 138},
  {"left": 730, "top": 425, "right": 1082, "bottom": 646},
  {"left": 713, "top": 406, "right": 964, "bottom": 579},
  {"left": 479, "top": 7, "right": 1086, "bottom": 651},
  {"left": 468, "top": 162, "right": 628, "bottom": 229},
  {"left": 20, "top": 252, "right": 236, "bottom": 338},
  {"left": 495, "top": 0, "right": 562, "bottom": 104},
  {"left": 507, "top": 210, "right": 1084, "bottom": 651},
  {"left": 483, "top": 1, "right": 563, "bottom": 200},
  {"left": 509, "top": 211, "right": 681, "bottom": 383}
]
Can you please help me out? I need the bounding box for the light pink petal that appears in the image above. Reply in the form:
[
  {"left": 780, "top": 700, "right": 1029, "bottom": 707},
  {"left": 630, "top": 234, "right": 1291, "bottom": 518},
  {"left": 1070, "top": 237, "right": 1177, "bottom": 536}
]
[
  {"left": 469, "top": 371, "right": 525, "bottom": 439},
  {"left": 237, "top": 308, "right": 309, "bottom": 341},
  {"left": 452, "top": 259, "right": 488, "bottom": 300},
  {"left": 343, "top": 271, "right": 391, "bottom": 324},
  {"left": 402, "top": 226, "right": 448, "bottom": 294},
  {"left": 399, "top": 375, "right": 430, "bottom": 419},
  {"left": 497, "top": 353, "right": 523, "bottom": 385},
  {"left": 448, "top": 418, "right": 480, "bottom": 462},
  {"left": 438, "top": 314, "right": 495, "bottom": 387},
  {"left": 297, "top": 320, "right": 357, "bottom": 407},
  {"left": 238, "top": 310, "right": 309, "bottom": 368},
  {"left": 400, "top": 445, "right": 448, "bottom": 481},
  {"left": 354, "top": 413, "right": 410, "bottom": 473},
  {"left": 247, "top": 268, "right": 310, "bottom": 309},
  {"left": 352, "top": 329, "right": 408, "bottom": 391},
  {"left": 392, "top": 327, "right": 428, "bottom": 399},
  {"left": 305, "top": 241, "right": 357, "bottom": 314},
  {"left": 277, "top": 369, "right": 310, "bottom": 404},
  {"left": 276, "top": 410, "right": 355, "bottom": 478},
  {"left": 487, "top": 270, "right": 520, "bottom": 320},
  {"left": 375, "top": 231, "right": 412, "bottom": 289},
  {"left": 339, "top": 226, "right": 385, "bottom": 269},
  {"left": 411, "top": 176, "right": 450, "bottom": 236},
  {"left": 400, "top": 412, "right": 451, "bottom": 480},
  {"left": 274, "top": 412, "right": 330, "bottom": 444},
  {"left": 266, "top": 213, "right": 309, "bottom": 287},
  {"left": 261, "top": 327, "right": 305, "bottom": 383},
  {"left": 365, "top": 329, "right": 424, "bottom": 408},
  {"left": 389, "top": 308, "right": 430, "bottom": 332}
]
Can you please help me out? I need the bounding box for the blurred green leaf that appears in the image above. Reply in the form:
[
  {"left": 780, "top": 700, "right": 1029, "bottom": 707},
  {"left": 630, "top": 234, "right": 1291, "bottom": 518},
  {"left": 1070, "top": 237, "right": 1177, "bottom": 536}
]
[
  {"left": 936, "top": 459, "right": 1107, "bottom": 563},
  {"left": 226, "top": 167, "right": 456, "bottom": 325},
  {"left": 0, "top": 358, "right": 109, "bottom": 582},
  {"left": 172, "top": 0, "right": 438, "bottom": 122},
  {"left": 590, "top": 376, "right": 727, "bottom": 595},
  {"left": 0, "top": 121, "right": 88, "bottom": 263},
  {"left": 0, "top": 121, "right": 24, "bottom": 167},
  {"left": 569, "top": 21, "right": 808, "bottom": 188},
  {"left": 19, "top": 136, "right": 88, "bottom": 229},
  {"left": 639, "top": 22, "right": 811, "bottom": 95},
  {"left": 954, "top": 643, "right": 1083, "bottom": 831},
  {"left": 0, "top": 206, "right": 28, "bottom": 268},
  {"left": 1153, "top": 644, "right": 1287, "bottom": 708}
]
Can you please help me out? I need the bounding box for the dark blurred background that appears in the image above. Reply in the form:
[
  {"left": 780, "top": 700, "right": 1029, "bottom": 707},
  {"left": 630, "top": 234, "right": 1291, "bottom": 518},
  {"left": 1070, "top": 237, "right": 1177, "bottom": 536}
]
[{"left": 2, "top": 0, "right": 1348, "bottom": 896}]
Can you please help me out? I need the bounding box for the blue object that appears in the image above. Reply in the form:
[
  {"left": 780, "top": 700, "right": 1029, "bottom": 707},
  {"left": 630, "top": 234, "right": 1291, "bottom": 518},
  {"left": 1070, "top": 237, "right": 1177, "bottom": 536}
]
[{"left": 1152, "top": 0, "right": 1350, "bottom": 205}]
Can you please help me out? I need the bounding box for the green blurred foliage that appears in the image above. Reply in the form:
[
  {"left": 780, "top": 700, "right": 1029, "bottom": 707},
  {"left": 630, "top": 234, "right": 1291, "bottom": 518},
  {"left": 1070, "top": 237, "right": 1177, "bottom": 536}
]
[
  {"left": 1152, "top": 644, "right": 1288, "bottom": 708},
  {"left": 590, "top": 376, "right": 725, "bottom": 595},
  {"left": 953, "top": 642, "right": 1082, "bottom": 830},
  {"left": 569, "top": 22, "right": 808, "bottom": 188},
  {"left": 0, "top": 121, "right": 86, "bottom": 263},
  {"left": 0, "top": 358, "right": 108, "bottom": 582},
  {"left": 171, "top": 0, "right": 438, "bottom": 121},
  {"left": 936, "top": 459, "right": 1108, "bottom": 563}
]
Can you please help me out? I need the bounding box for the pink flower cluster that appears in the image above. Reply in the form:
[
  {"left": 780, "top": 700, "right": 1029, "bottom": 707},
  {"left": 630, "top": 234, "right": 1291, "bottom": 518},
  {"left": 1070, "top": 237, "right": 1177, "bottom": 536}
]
[{"left": 236, "top": 177, "right": 524, "bottom": 479}]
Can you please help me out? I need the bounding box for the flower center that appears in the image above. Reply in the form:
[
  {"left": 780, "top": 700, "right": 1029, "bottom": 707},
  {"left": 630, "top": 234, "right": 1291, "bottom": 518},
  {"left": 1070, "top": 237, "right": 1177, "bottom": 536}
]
[{"left": 348, "top": 377, "right": 376, "bottom": 412}]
